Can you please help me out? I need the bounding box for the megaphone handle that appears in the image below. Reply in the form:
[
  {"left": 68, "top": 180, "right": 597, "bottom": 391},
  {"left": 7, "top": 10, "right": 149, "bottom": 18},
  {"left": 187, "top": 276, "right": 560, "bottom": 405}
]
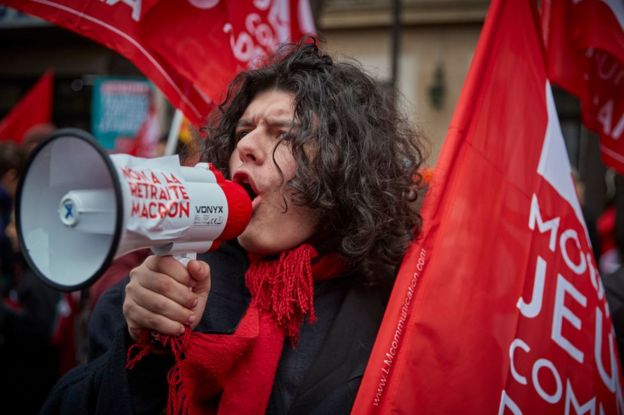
[{"left": 174, "top": 252, "right": 197, "bottom": 267}]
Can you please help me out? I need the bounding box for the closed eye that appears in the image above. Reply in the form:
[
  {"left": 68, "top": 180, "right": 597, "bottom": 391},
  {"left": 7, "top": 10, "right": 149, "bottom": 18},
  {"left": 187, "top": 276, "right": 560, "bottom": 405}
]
[{"left": 235, "top": 129, "right": 249, "bottom": 141}]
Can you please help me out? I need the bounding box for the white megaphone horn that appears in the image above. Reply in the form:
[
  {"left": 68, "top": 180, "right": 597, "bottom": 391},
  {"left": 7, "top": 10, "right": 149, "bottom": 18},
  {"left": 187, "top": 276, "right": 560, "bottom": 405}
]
[{"left": 16, "top": 128, "right": 252, "bottom": 291}]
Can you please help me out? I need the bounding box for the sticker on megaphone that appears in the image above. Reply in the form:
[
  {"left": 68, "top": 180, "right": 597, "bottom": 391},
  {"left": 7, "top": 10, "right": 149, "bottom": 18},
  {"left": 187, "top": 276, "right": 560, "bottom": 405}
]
[
  {"left": 59, "top": 153, "right": 250, "bottom": 254},
  {"left": 16, "top": 129, "right": 252, "bottom": 291}
]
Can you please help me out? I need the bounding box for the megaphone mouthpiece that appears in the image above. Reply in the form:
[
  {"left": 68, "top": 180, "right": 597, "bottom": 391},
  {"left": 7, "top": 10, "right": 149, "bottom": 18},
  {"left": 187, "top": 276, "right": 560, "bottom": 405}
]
[{"left": 219, "top": 180, "right": 253, "bottom": 241}]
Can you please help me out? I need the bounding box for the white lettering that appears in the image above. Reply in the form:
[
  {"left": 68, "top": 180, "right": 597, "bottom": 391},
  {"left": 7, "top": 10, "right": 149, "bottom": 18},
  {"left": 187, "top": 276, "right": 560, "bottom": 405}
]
[
  {"left": 373, "top": 248, "right": 427, "bottom": 405},
  {"left": 529, "top": 194, "right": 560, "bottom": 252},
  {"left": 565, "top": 379, "right": 596, "bottom": 415},
  {"left": 254, "top": 0, "right": 271, "bottom": 10},
  {"left": 612, "top": 113, "right": 624, "bottom": 140},
  {"left": 509, "top": 338, "right": 530, "bottom": 385},
  {"left": 267, "top": 0, "right": 290, "bottom": 43},
  {"left": 221, "top": 2, "right": 290, "bottom": 66},
  {"left": 597, "top": 52, "right": 620, "bottom": 81},
  {"left": 498, "top": 390, "right": 523, "bottom": 415},
  {"left": 246, "top": 13, "right": 275, "bottom": 49},
  {"left": 560, "top": 229, "right": 587, "bottom": 275},
  {"left": 591, "top": 49, "right": 624, "bottom": 86},
  {"left": 532, "top": 358, "right": 563, "bottom": 404},
  {"left": 594, "top": 307, "right": 616, "bottom": 393},
  {"left": 187, "top": 0, "right": 220, "bottom": 9},
  {"left": 617, "top": 365, "right": 624, "bottom": 415},
  {"left": 587, "top": 254, "right": 605, "bottom": 301},
  {"left": 597, "top": 100, "right": 615, "bottom": 137},
  {"left": 105, "top": 0, "right": 142, "bottom": 22},
  {"left": 223, "top": 23, "right": 257, "bottom": 62},
  {"left": 552, "top": 274, "right": 586, "bottom": 364},
  {"left": 517, "top": 256, "right": 547, "bottom": 318}
]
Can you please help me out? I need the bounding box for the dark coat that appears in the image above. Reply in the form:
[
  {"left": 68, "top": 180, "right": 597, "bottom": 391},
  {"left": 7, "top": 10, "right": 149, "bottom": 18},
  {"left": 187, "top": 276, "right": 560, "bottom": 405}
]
[
  {"left": 602, "top": 267, "right": 624, "bottom": 374},
  {"left": 41, "top": 242, "right": 388, "bottom": 414}
]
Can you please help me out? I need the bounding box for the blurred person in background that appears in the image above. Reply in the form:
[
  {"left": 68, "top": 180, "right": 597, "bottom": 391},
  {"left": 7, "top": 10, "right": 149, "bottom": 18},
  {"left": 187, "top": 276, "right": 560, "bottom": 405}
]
[
  {"left": 601, "top": 173, "right": 624, "bottom": 375},
  {"left": 0, "top": 141, "right": 24, "bottom": 296},
  {"left": 0, "top": 206, "right": 63, "bottom": 415},
  {"left": 572, "top": 168, "right": 601, "bottom": 264},
  {"left": 597, "top": 170, "right": 622, "bottom": 276},
  {"left": 0, "top": 126, "right": 82, "bottom": 414},
  {"left": 21, "top": 122, "right": 56, "bottom": 155}
]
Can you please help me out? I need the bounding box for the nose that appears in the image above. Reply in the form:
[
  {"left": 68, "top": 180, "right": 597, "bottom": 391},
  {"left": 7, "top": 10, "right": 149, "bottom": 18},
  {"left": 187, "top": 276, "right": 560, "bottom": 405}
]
[{"left": 236, "top": 129, "right": 264, "bottom": 165}]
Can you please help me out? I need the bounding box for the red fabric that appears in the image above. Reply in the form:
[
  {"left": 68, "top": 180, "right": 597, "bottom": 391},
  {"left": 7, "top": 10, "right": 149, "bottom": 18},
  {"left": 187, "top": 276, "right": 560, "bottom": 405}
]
[
  {"left": 353, "top": 0, "right": 623, "bottom": 413},
  {"left": 0, "top": 70, "right": 53, "bottom": 142},
  {"left": 3, "top": 1, "right": 315, "bottom": 125},
  {"left": 127, "top": 244, "right": 344, "bottom": 415},
  {"left": 597, "top": 205, "right": 617, "bottom": 254},
  {"left": 2, "top": 0, "right": 209, "bottom": 125},
  {"left": 542, "top": 0, "right": 624, "bottom": 173},
  {"left": 2, "top": 297, "right": 25, "bottom": 313},
  {"left": 139, "top": 0, "right": 315, "bottom": 108}
]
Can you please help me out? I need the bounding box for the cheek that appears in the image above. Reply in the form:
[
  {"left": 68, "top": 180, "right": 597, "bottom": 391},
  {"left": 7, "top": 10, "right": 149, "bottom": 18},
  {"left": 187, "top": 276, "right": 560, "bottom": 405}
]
[
  {"left": 273, "top": 145, "right": 297, "bottom": 181},
  {"left": 278, "top": 204, "right": 319, "bottom": 245},
  {"left": 228, "top": 150, "right": 239, "bottom": 174}
]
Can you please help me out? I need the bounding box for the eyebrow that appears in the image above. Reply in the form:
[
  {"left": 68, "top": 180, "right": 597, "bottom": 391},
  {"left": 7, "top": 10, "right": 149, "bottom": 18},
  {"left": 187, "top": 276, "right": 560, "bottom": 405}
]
[{"left": 236, "top": 117, "right": 297, "bottom": 129}]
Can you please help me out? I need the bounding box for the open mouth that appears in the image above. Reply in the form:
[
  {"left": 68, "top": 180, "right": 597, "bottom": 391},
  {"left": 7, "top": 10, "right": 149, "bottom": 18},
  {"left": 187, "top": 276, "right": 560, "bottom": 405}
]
[
  {"left": 232, "top": 172, "right": 259, "bottom": 202},
  {"left": 240, "top": 182, "right": 258, "bottom": 201}
]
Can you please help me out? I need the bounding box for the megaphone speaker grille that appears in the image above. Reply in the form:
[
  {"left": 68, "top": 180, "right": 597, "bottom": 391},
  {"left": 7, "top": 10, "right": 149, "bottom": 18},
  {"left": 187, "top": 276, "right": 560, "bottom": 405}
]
[{"left": 16, "top": 129, "right": 124, "bottom": 291}]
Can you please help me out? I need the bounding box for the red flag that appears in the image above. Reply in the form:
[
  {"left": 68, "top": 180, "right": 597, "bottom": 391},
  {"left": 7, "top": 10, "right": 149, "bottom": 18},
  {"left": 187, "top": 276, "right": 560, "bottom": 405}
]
[
  {"left": 0, "top": 70, "right": 53, "bottom": 143},
  {"left": 353, "top": 0, "right": 624, "bottom": 414},
  {"left": 1, "top": 1, "right": 315, "bottom": 125},
  {"left": 0, "top": 0, "right": 211, "bottom": 125},
  {"left": 543, "top": 0, "right": 624, "bottom": 173},
  {"left": 140, "top": 0, "right": 315, "bottom": 106}
]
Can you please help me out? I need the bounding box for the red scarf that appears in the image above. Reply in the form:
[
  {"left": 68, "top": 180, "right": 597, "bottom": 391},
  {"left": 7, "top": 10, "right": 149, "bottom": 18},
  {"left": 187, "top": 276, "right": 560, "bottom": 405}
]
[{"left": 127, "top": 244, "right": 344, "bottom": 415}]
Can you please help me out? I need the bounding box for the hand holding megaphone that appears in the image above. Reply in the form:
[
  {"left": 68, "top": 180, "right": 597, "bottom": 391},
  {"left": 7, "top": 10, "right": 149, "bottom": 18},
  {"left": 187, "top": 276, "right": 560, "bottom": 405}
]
[
  {"left": 124, "top": 253, "right": 212, "bottom": 340},
  {"left": 16, "top": 129, "right": 252, "bottom": 291}
]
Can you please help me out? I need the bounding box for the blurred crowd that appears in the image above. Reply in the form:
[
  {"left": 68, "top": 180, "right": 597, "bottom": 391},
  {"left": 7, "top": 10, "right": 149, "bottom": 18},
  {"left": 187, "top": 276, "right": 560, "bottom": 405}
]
[{"left": 0, "top": 123, "right": 72, "bottom": 414}]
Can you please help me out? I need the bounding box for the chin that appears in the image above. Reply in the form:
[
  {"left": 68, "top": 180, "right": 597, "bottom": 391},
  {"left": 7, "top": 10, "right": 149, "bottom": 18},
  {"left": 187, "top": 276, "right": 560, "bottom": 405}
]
[
  {"left": 237, "top": 232, "right": 302, "bottom": 257},
  {"left": 237, "top": 234, "right": 277, "bottom": 256}
]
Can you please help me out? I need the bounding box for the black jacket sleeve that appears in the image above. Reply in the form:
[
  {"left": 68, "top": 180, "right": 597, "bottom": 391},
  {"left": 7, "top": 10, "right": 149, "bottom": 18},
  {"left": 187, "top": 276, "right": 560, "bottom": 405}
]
[
  {"left": 40, "top": 280, "right": 171, "bottom": 415},
  {"left": 40, "top": 242, "right": 250, "bottom": 415}
]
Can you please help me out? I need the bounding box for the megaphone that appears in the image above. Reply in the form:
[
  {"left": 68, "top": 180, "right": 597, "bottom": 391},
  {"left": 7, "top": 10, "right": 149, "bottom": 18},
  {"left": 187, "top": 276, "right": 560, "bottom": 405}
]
[{"left": 16, "top": 128, "right": 252, "bottom": 291}]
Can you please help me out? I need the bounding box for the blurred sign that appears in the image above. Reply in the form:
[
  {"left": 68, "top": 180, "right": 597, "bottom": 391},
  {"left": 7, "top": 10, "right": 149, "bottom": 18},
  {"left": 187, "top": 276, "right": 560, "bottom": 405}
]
[{"left": 91, "top": 77, "right": 152, "bottom": 151}]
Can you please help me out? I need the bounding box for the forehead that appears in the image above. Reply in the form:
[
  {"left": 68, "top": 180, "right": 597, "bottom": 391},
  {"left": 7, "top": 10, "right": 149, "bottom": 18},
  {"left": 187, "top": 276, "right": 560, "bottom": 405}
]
[{"left": 240, "top": 89, "right": 295, "bottom": 122}]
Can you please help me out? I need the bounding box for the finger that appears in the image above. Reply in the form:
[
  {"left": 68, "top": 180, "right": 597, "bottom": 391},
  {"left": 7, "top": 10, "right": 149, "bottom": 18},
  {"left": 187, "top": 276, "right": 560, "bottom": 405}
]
[
  {"left": 138, "top": 288, "right": 196, "bottom": 326},
  {"left": 124, "top": 297, "right": 186, "bottom": 338},
  {"left": 144, "top": 255, "right": 198, "bottom": 288},
  {"left": 186, "top": 260, "right": 211, "bottom": 329},
  {"left": 187, "top": 260, "right": 211, "bottom": 295},
  {"left": 127, "top": 271, "right": 199, "bottom": 312}
]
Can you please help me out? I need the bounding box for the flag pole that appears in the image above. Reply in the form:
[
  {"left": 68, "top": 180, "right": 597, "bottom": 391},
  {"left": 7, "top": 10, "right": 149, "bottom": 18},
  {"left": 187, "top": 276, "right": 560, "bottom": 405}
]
[{"left": 165, "top": 109, "right": 183, "bottom": 156}]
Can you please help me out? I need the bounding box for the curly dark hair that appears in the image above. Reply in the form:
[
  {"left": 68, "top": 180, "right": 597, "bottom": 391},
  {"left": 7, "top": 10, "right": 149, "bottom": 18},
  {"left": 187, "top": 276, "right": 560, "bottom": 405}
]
[{"left": 203, "top": 40, "right": 427, "bottom": 285}]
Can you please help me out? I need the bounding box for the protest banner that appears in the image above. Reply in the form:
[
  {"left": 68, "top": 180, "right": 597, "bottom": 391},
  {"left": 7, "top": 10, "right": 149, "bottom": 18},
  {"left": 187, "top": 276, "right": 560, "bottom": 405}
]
[{"left": 353, "top": 1, "right": 624, "bottom": 413}]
